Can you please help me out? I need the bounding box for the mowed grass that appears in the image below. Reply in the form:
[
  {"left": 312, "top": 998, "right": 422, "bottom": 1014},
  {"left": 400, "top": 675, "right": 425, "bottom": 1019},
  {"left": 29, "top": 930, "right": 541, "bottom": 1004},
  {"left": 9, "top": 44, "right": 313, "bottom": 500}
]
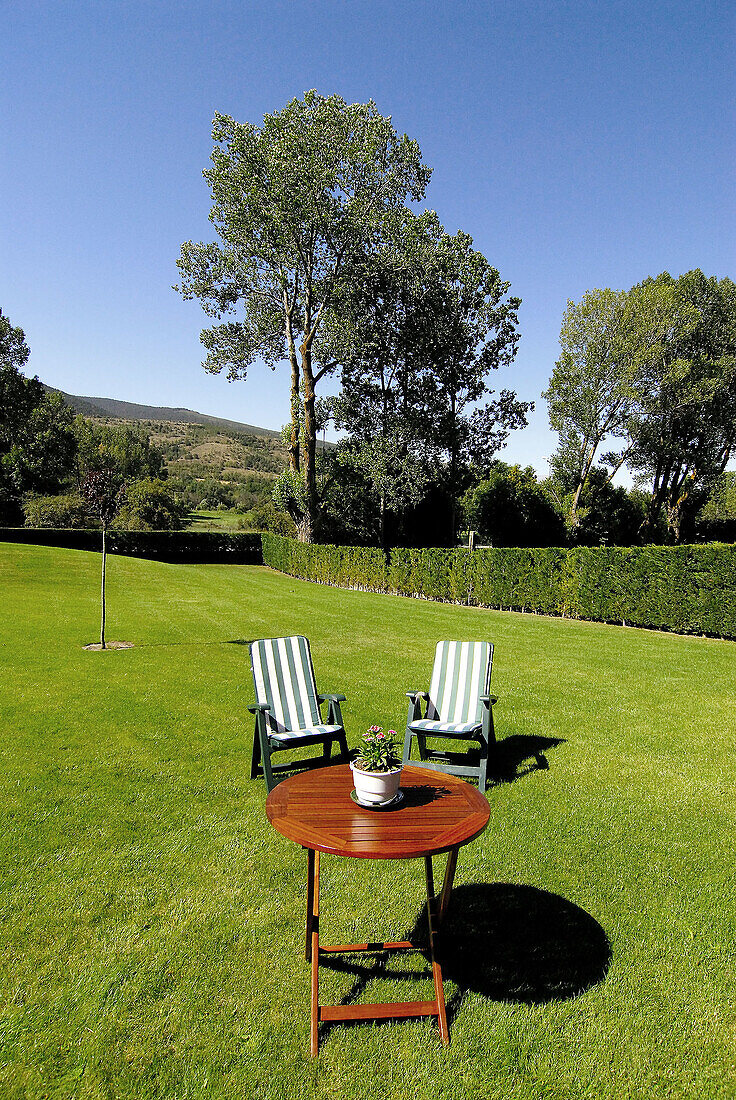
[{"left": 0, "top": 543, "right": 734, "bottom": 1100}]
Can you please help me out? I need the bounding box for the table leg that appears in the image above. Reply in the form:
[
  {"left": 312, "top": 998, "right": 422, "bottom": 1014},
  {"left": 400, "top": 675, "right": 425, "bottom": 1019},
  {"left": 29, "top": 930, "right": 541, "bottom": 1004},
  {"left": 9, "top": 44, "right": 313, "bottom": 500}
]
[
  {"left": 424, "top": 854, "right": 435, "bottom": 902},
  {"left": 310, "top": 849, "right": 320, "bottom": 1056},
  {"left": 306, "top": 847, "right": 459, "bottom": 1053},
  {"left": 424, "top": 852, "right": 453, "bottom": 1046},
  {"left": 438, "top": 847, "right": 458, "bottom": 927},
  {"left": 305, "top": 848, "right": 315, "bottom": 962}
]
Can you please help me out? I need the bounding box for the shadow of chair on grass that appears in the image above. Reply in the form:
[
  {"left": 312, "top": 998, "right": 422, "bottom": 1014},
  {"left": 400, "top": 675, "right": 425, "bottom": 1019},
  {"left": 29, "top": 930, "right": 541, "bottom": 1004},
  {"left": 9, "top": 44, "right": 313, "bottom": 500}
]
[
  {"left": 488, "top": 733, "right": 565, "bottom": 785},
  {"left": 318, "top": 882, "right": 611, "bottom": 1037},
  {"left": 428, "top": 733, "right": 565, "bottom": 788}
]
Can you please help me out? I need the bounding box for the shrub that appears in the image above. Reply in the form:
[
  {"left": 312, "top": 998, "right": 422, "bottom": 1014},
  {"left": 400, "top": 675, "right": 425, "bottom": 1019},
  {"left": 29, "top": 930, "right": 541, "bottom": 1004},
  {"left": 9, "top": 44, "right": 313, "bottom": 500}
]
[
  {"left": 116, "top": 478, "right": 186, "bottom": 530},
  {"left": 23, "top": 492, "right": 89, "bottom": 529}
]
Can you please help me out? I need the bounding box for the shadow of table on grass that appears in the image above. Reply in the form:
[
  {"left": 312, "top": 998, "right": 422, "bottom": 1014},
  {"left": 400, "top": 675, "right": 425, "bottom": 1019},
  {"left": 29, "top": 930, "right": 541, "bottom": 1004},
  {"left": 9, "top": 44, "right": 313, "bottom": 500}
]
[{"left": 318, "top": 883, "right": 611, "bottom": 1036}]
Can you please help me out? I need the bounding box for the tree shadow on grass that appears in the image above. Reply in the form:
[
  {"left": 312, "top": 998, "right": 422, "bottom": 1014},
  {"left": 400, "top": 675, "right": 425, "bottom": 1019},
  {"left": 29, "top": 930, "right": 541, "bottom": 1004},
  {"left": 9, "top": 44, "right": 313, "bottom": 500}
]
[{"left": 318, "top": 882, "right": 610, "bottom": 1040}]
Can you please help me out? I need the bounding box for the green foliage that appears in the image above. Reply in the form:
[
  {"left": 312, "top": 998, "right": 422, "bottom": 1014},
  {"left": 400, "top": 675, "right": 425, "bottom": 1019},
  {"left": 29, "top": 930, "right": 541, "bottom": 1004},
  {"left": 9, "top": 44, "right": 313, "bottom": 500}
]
[
  {"left": 116, "top": 478, "right": 186, "bottom": 531},
  {"left": 544, "top": 282, "right": 699, "bottom": 529},
  {"left": 628, "top": 271, "right": 736, "bottom": 540},
  {"left": 354, "top": 727, "right": 402, "bottom": 772},
  {"left": 0, "top": 527, "right": 262, "bottom": 562},
  {"left": 22, "top": 492, "right": 88, "bottom": 529},
  {"left": 176, "top": 91, "right": 431, "bottom": 539},
  {"left": 462, "top": 463, "right": 565, "bottom": 547},
  {"left": 261, "top": 533, "right": 387, "bottom": 591},
  {"left": 332, "top": 209, "right": 529, "bottom": 545},
  {"left": 238, "top": 499, "right": 296, "bottom": 537},
  {"left": 263, "top": 534, "right": 736, "bottom": 638},
  {"left": 1, "top": 310, "right": 77, "bottom": 517},
  {"left": 75, "top": 418, "right": 164, "bottom": 480},
  {"left": 697, "top": 471, "right": 736, "bottom": 541},
  {"left": 545, "top": 272, "right": 736, "bottom": 543}
]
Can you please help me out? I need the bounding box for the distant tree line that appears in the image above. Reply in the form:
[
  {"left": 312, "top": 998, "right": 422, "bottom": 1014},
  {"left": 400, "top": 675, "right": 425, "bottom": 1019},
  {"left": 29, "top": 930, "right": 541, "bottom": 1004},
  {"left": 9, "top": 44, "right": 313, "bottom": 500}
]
[
  {"left": 0, "top": 309, "right": 186, "bottom": 531},
  {"left": 6, "top": 94, "right": 735, "bottom": 548},
  {"left": 544, "top": 270, "right": 736, "bottom": 545},
  {"left": 176, "top": 91, "right": 735, "bottom": 548}
]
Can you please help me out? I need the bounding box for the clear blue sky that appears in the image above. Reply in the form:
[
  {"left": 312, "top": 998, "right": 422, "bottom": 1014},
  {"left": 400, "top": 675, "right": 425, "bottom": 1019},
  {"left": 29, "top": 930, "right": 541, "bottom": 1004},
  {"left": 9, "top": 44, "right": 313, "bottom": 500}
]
[{"left": 3, "top": 0, "right": 734, "bottom": 473}]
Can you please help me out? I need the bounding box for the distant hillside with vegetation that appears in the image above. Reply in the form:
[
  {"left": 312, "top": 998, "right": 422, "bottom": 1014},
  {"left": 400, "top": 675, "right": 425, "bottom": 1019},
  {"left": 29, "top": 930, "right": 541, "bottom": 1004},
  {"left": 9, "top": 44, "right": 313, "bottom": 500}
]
[
  {"left": 41, "top": 385, "right": 294, "bottom": 519},
  {"left": 43, "top": 386, "right": 284, "bottom": 439}
]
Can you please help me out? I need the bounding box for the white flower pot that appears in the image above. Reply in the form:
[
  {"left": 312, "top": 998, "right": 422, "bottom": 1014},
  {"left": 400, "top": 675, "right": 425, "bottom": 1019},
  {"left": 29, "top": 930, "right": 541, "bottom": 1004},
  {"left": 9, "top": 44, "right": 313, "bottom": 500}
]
[{"left": 350, "top": 761, "right": 403, "bottom": 805}]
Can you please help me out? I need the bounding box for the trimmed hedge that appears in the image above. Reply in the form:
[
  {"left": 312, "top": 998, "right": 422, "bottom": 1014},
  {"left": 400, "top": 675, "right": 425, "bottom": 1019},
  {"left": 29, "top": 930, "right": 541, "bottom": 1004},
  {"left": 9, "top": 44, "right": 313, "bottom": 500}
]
[
  {"left": 0, "top": 528, "right": 263, "bottom": 564},
  {"left": 6, "top": 529, "right": 735, "bottom": 638},
  {"left": 261, "top": 533, "right": 387, "bottom": 590},
  {"left": 261, "top": 534, "right": 736, "bottom": 639}
]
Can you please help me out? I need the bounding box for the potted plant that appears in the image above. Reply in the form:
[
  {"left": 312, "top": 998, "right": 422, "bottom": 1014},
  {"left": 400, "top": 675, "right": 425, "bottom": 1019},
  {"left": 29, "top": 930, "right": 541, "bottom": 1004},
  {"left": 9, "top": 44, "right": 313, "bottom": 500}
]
[{"left": 350, "top": 726, "right": 403, "bottom": 806}]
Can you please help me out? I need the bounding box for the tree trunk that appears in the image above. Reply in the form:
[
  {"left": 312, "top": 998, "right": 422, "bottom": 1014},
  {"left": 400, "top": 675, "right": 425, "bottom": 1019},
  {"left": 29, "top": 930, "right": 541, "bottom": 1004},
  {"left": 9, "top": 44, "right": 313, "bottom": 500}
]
[
  {"left": 285, "top": 309, "right": 300, "bottom": 474},
  {"left": 301, "top": 345, "right": 317, "bottom": 543},
  {"left": 100, "top": 524, "right": 107, "bottom": 650}
]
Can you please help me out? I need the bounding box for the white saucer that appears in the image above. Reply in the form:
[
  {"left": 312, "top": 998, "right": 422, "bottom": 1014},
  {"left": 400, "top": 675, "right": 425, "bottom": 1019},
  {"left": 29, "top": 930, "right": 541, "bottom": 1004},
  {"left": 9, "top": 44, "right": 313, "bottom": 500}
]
[{"left": 350, "top": 789, "right": 404, "bottom": 811}]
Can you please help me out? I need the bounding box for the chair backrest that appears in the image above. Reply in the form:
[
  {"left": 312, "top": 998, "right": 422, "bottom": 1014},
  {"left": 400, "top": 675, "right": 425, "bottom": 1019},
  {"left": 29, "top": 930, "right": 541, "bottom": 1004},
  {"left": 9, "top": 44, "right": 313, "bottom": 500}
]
[
  {"left": 426, "top": 641, "right": 493, "bottom": 724},
  {"left": 250, "top": 636, "right": 322, "bottom": 733}
]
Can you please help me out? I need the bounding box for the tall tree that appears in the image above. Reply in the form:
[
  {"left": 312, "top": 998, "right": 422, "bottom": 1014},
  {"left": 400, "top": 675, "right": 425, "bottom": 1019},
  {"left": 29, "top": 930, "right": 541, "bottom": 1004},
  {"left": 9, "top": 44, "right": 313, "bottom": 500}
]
[
  {"left": 175, "top": 91, "right": 430, "bottom": 541},
  {"left": 332, "top": 212, "right": 528, "bottom": 545},
  {"left": 544, "top": 284, "right": 698, "bottom": 532},
  {"left": 0, "top": 309, "right": 76, "bottom": 518},
  {"left": 629, "top": 271, "right": 736, "bottom": 541}
]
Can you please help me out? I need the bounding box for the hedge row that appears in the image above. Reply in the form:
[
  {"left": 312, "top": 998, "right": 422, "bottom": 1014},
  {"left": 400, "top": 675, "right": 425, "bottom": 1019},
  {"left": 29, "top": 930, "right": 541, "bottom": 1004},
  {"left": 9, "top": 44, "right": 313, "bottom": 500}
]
[
  {"left": 261, "top": 534, "right": 736, "bottom": 639},
  {"left": 0, "top": 528, "right": 263, "bottom": 564},
  {"left": 261, "top": 533, "right": 386, "bottom": 590}
]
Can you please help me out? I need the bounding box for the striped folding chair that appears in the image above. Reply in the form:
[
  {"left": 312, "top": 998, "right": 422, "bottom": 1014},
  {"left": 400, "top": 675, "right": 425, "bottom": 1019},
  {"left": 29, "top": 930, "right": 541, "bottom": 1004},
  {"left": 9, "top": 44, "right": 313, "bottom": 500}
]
[
  {"left": 403, "top": 641, "right": 497, "bottom": 794},
  {"left": 249, "top": 636, "right": 350, "bottom": 792}
]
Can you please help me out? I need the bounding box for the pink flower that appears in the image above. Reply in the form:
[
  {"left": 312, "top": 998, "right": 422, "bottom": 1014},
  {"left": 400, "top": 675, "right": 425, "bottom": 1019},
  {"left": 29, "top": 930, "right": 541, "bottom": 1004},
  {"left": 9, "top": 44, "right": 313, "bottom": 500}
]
[
  {"left": 388, "top": 730, "right": 397, "bottom": 737},
  {"left": 376, "top": 731, "right": 386, "bottom": 739}
]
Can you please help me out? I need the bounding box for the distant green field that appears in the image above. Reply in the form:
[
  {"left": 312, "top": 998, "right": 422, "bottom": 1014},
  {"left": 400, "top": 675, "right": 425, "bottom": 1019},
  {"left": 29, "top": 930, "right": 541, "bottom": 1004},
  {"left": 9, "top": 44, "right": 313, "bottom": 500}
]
[
  {"left": 185, "top": 509, "right": 247, "bottom": 531},
  {"left": 1, "top": 542, "right": 734, "bottom": 1100}
]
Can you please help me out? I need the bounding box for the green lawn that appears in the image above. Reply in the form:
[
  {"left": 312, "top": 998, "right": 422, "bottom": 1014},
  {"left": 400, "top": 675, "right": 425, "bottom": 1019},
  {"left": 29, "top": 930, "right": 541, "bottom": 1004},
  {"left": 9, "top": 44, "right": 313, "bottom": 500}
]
[
  {"left": 1, "top": 543, "right": 734, "bottom": 1100},
  {"left": 185, "top": 509, "right": 247, "bottom": 532}
]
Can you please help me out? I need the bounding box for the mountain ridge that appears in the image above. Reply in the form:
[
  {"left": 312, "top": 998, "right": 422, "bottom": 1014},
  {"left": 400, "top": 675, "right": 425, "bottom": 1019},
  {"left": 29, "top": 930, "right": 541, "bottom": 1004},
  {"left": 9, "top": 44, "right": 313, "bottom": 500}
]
[{"left": 43, "top": 385, "right": 284, "bottom": 440}]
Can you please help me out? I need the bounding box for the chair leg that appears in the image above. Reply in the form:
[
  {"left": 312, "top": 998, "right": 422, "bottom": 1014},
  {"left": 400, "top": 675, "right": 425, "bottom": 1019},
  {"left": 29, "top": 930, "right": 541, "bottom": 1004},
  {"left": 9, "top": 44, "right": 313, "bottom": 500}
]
[
  {"left": 336, "top": 730, "right": 350, "bottom": 762},
  {"left": 250, "top": 720, "right": 262, "bottom": 779},
  {"left": 402, "top": 724, "right": 415, "bottom": 765},
  {"left": 416, "top": 732, "right": 429, "bottom": 760},
  {"left": 476, "top": 731, "right": 489, "bottom": 794},
  {"left": 261, "top": 742, "right": 276, "bottom": 792}
]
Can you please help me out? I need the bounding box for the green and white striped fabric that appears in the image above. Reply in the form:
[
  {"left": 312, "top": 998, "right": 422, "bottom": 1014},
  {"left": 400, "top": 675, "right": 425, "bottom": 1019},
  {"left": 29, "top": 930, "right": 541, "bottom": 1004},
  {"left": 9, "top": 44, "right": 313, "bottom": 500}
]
[
  {"left": 411, "top": 640, "right": 493, "bottom": 735},
  {"left": 251, "top": 635, "right": 338, "bottom": 739}
]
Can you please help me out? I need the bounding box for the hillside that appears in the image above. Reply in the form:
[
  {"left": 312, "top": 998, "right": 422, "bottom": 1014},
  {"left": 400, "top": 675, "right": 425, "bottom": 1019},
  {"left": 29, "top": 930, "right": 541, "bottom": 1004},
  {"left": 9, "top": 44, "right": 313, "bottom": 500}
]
[
  {"left": 42, "top": 385, "right": 313, "bottom": 517},
  {"left": 44, "top": 385, "right": 284, "bottom": 440}
]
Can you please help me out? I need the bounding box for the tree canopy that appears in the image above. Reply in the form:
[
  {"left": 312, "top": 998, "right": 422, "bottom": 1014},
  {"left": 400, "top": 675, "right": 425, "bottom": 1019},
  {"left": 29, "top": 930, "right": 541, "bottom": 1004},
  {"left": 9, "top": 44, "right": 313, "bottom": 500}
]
[
  {"left": 628, "top": 270, "right": 736, "bottom": 541},
  {"left": 330, "top": 209, "right": 528, "bottom": 545},
  {"left": 0, "top": 309, "right": 76, "bottom": 519},
  {"left": 176, "top": 91, "right": 431, "bottom": 541}
]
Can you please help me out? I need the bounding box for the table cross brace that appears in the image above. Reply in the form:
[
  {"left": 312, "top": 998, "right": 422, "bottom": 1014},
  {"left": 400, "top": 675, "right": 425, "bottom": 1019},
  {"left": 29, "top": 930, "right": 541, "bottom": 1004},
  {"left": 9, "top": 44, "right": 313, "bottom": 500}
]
[{"left": 304, "top": 846, "right": 458, "bottom": 1055}]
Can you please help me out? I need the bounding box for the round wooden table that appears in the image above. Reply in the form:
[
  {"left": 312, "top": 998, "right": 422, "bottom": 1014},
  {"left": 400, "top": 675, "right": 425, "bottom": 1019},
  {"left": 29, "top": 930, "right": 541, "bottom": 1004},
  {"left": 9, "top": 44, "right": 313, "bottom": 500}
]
[{"left": 266, "top": 763, "right": 490, "bottom": 1054}]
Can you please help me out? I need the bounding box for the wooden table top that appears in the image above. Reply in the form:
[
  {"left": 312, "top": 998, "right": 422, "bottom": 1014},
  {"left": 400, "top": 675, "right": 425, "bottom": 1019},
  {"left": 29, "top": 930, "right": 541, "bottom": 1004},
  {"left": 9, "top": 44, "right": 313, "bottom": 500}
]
[{"left": 265, "top": 764, "right": 490, "bottom": 859}]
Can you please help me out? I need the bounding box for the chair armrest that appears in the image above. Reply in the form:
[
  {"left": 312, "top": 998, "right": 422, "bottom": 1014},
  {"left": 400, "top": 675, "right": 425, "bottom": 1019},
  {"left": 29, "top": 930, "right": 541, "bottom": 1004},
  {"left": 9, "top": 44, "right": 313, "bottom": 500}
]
[
  {"left": 247, "top": 703, "right": 271, "bottom": 714},
  {"left": 479, "top": 694, "right": 498, "bottom": 706},
  {"left": 317, "top": 693, "right": 346, "bottom": 703},
  {"left": 406, "top": 691, "right": 427, "bottom": 723}
]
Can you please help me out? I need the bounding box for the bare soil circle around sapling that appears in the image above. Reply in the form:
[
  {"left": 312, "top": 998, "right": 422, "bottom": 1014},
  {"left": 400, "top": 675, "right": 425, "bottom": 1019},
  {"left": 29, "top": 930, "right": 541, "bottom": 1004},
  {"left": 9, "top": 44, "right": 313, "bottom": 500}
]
[{"left": 83, "top": 641, "right": 134, "bottom": 651}]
